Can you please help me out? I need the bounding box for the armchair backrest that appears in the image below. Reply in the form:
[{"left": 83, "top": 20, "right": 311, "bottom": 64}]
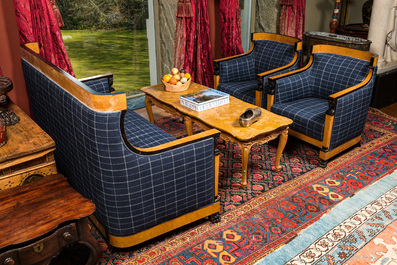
[
  {"left": 253, "top": 40, "right": 297, "bottom": 74},
  {"left": 309, "top": 45, "right": 377, "bottom": 99},
  {"left": 252, "top": 32, "right": 301, "bottom": 74},
  {"left": 216, "top": 33, "right": 301, "bottom": 84}
]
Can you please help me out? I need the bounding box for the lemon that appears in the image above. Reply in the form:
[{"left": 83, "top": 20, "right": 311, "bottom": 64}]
[
  {"left": 163, "top": 74, "right": 171, "bottom": 83},
  {"left": 185, "top": 73, "right": 191, "bottom": 79}
]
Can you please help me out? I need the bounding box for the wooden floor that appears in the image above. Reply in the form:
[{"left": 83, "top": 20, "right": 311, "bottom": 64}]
[
  {"left": 135, "top": 105, "right": 168, "bottom": 121},
  {"left": 380, "top": 103, "right": 397, "bottom": 117}
]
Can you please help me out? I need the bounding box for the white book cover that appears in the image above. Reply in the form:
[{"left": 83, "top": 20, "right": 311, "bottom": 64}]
[{"left": 180, "top": 88, "right": 230, "bottom": 111}]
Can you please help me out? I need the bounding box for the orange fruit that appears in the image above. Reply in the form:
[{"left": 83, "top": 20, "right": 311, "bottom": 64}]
[
  {"left": 163, "top": 74, "right": 171, "bottom": 83},
  {"left": 169, "top": 77, "right": 178, "bottom": 85}
]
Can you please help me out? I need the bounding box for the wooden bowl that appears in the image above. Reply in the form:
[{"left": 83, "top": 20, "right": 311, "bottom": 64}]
[{"left": 162, "top": 78, "right": 191, "bottom": 92}]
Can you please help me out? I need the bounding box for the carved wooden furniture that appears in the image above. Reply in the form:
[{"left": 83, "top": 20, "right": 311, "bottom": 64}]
[
  {"left": 142, "top": 82, "right": 292, "bottom": 188},
  {"left": 213, "top": 32, "right": 302, "bottom": 109},
  {"left": 0, "top": 101, "right": 57, "bottom": 190},
  {"left": 0, "top": 174, "right": 102, "bottom": 265},
  {"left": 21, "top": 43, "right": 221, "bottom": 248},
  {"left": 302, "top": 31, "right": 371, "bottom": 65},
  {"left": 268, "top": 45, "right": 378, "bottom": 166}
]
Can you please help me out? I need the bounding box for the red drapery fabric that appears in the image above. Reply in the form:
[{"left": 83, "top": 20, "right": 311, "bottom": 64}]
[
  {"left": 49, "top": 0, "right": 64, "bottom": 28},
  {"left": 13, "top": 0, "right": 74, "bottom": 76},
  {"left": 174, "top": 0, "right": 214, "bottom": 87},
  {"left": 280, "top": 0, "right": 305, "bottom": 39},
  {"left": 219, "top": 0, "right": 244, "bottom": 58}
]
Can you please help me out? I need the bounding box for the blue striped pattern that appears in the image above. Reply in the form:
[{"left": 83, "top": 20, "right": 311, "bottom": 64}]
[
  {"left": 82, "top": 78, "right": 111, "bottom": 94},
  {"left": 217, "top": 40, "right": 300, "bottom": 108},
  {"left": 271, "top": 52, "right": 376, "bottom": 152},
  {"left": 22, "top": 60, "right": 216, "bottom": 237}
]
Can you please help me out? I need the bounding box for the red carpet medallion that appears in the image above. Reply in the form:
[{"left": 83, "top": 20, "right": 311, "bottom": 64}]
[{"left": 94, "top": 108, "right": 397, "bottom": 264}]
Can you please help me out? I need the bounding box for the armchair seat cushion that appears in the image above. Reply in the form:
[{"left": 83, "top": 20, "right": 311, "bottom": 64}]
[
  {"left": 124, "top": 110, "right": 176, "bottom": 148},
  {"left": 271, "top": 97, "right": 329, "bottom": 141},
  {"left": 217, "top": 80, "right": 258, "bottom": 105}
]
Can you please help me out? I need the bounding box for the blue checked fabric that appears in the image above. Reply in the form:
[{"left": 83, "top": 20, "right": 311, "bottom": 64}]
[
  {"left": 271, "top": 52, "right": 377, "bottom": 150},
  {"left": 22, "top": 60, "right": 217, "bottom": 237},
  {"left": 81, "top": 78, "right": 111, "bottom": 94},
  {"left": 217, "top": 40, "right": 300, "bottom": 108}
]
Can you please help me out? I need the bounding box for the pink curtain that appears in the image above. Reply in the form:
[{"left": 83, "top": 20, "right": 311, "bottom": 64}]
[
  {"left": 219, "top": 0, "right": 244, "bottom": 58},
  {"left": 174, "top": 0, "right": 214, "bottom": 87},
  {"left": 13, "top": 0, "right": 74, "bottom": 76},
  {"left": 280, "top": 0, "right": 305, "bottom": 39}
]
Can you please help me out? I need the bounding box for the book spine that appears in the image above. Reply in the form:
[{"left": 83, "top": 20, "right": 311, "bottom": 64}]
[{"left": 180, "top": 98, "right": 199, "bottom": 111}]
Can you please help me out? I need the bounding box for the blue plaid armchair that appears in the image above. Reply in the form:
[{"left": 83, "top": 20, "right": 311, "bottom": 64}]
[
  {"left": 213, "top": 32, "right": 302, "bottom": 108},
  {"left": 268, "top": 45, "right": 378, "bottom": 166},
  {"left": 20, "top": 44, "right": 221, "bottom": 248}
]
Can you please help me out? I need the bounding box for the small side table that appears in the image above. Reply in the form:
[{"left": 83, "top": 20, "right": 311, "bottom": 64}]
[
  {"left": 0, "top": 174, "right": 102, "bottom": 265},
  {"left": 0, "top": 102, "right": 57, "bottom": 190}
]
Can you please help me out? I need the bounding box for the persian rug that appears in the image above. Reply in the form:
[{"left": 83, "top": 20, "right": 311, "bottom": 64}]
[
  {"left": 93, "top": 108, "right": 397, "bottom": 264},
  {"left": 257, "top": 169, "right": 397, "bottom": 264}
]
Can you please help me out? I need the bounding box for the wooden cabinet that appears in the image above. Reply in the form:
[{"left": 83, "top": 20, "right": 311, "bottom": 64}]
[
  {"left": 0, "top": 174, "right": 102, "bottom": 265},
  {"left": 0, "top": 102, "right": 56, "bottom": 189}
]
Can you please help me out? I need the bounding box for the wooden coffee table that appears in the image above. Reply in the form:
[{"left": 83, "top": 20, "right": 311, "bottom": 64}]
[{"left": 141, "top": 82, "right": 292, "bottom": 188}]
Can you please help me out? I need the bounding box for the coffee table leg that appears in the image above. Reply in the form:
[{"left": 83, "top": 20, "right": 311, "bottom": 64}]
[
  {"left": 274, "top": 128, "right": 289, "bottom": 172},
  {"left": 184, "top": 116, "right": 194, "bottom": 136},
  {"left": 240, "top": 143, "right": 253, "bottom": 189},
  {"left": 145, "top": 96, "right": 155, "bottom": 123}
]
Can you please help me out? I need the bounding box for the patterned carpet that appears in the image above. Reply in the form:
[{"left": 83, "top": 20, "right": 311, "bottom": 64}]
[
  {"left": 90, "top": 108, "right": 397, "bottom": 264},
  {"left": 258, "top": 170, "right": 397, "bottom": 264}
]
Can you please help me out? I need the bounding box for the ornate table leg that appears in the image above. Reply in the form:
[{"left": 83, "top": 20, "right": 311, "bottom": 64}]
[
  {"left": 274, "top": 127, "right": 289, "bottom": 172},
  {"left": 240, "top": 142, "right": 253, "bottom": 189},
  {"left": 145, "top": 96, "right": 154, "bottom": 123},
  {"left": 78, "top": 218, "right": 102, "bottom": 265}
]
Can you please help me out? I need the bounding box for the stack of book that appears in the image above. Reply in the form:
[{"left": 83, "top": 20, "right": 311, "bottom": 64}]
[{"left": 180, "top": 88, "right": 229, "bottom": 112}]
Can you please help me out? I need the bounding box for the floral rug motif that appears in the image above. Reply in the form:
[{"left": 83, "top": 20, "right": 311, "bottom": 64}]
[{"left": 93, "top": 108, "right": 397, "bottom": 264}]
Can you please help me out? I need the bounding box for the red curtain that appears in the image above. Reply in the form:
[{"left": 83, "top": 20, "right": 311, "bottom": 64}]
[
  {"left": 219, "top": 0, "right": 244, "bottom": 58},
  {"left": 280, "top": 0, "right": 305, "bottom": 39},
  {"left": 174, "top": 0, "right": 214, "bottom": 87},
  {"left": 13, "top": 0, "right": 74, "bottom": 76}
]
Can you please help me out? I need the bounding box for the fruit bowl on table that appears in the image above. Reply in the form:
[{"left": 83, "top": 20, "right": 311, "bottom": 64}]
[{"left": 162, "top": 77, "right": 191, "bottom": 92}]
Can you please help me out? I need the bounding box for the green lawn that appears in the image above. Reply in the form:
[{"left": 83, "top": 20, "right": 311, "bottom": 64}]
[{"left": 61, "top": 29, "right": 150, "bottom": 94}]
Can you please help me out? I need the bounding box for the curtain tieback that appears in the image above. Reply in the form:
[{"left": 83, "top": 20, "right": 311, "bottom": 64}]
[
  {"left": 280, "top": 0, "right": 293, "bottom": 5},
  {"left": 176, "top": 0, "right": 193, "bottom": 18}
]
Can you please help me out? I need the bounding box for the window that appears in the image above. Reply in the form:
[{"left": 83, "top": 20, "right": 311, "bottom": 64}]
[{"left": 59, "top": 0, "right": 150, "bottom": 97}]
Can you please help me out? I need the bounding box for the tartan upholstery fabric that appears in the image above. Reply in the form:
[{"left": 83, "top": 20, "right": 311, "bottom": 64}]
[
  {"left": 217, "top": 39, "right": 300, "bottom": 108},
  {"left": 330, "top": 76, "right": 375, "bottom": 150},
  {"left": 310, "top": 53, "right": 371, "bottom": 99},
  {"left": 271, "top": 98, "right": 328, "bottom": 141},
  {"left": 81, "top": 78, "right": 111, "bottom": 94},
  {"left": 22, "top": 59, "right": 217, "bottom": 237},
  {"left": 217, "top": 80, "right": 258, "bottom": 105},
  {"left": 271, "top": 51, "right": 377, "bottom": 153}
]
